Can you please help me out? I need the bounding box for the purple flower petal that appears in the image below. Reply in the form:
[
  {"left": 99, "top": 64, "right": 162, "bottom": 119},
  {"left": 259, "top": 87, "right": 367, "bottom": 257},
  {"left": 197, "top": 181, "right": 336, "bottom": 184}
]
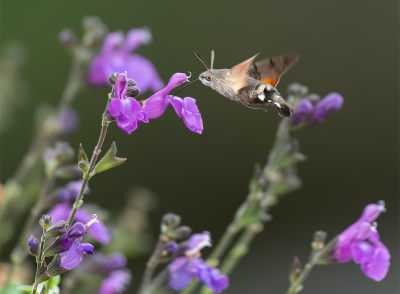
[
  {"left": 361, "top": 244, "right": 390, "bottom": 281},
  {"left": 114, "top": 73, "right": 128, "bottom": 99},
  {"left": 66, "top": 180, "right": 90, "bottom": 200},
  {"left": 60, "top": 239, "right": 93, "bottom": 270},
  {"left": 95, "top": 270, "right": 131, "bottom": 294},
  {"left": 193, "top": 260, "right": 229, "bottom": 293},
  {"left": 126, "top": 55, "right": 164, "bottom": 92},
  {"left": 122, "top": 28, "right": 152, "bottom": 53},
  {"left": 351, "top": 241, "right": 375, "bottom": 264},
  {"left": 289, "top": 99, "right": 314, "bottom": 125},
  {"left": 182, "top": 98, "right": 203, "bottom": 134},
  {"left": 313, "top": 93, "right": 343, "bottom": 122},
  {"left": 75, "top": 209, "right": 111, "bottom": 244},
  {"left": 80, "top": 243, "right": 95, "bottom": 255},
  {"left": 187, "top": 233, "right": 211, "bottom": 251},
  {"left": 170, "top": 97, "right": 184, "bottom": 117},
  {"left": 58, "top": 107, "right": 80, "bottom": 134},
  {"left": 168, "top": 257, "right": 194, "bottom": 290},
  {"left": 109, "top": 99, "right": 126, "bottom": 118},
  {"left": 60, "top": 223, "right": 87, "bottom": 250}
]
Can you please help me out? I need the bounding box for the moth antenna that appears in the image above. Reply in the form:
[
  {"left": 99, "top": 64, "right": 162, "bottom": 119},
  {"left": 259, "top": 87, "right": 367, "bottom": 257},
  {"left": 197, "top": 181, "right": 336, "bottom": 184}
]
[
  {"left": 211, "top": 50, "right": 215, "bottom": 69},
  {"left": 194, "top": 51, "right": 210, "bottom": 71},
  {"left": 169, "top": 78, "right": 200, "bottom": 99}
]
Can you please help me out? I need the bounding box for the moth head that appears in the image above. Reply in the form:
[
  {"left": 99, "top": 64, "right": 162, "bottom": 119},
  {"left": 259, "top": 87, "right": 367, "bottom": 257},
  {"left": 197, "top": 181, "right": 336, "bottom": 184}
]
[
  {"left": 195, "top": 50, "right": 215, "bottom": 87},
  {"left": 199, "top": 71, "right": 213, "bottom": 87}
]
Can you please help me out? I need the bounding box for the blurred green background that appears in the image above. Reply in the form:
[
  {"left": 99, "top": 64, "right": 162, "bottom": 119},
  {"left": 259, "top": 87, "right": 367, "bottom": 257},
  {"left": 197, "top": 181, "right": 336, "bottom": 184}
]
[{"left": 1, "top": 0, "right": 398, "bottom": 293}]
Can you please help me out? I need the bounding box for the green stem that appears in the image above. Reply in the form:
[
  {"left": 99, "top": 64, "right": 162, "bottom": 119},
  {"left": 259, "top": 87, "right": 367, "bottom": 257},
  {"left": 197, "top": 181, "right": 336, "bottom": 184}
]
[
  {"left": 286, "top": 251, "right": 319, "bottom": 294},
  {"left": 138, "top": 237, "right": 167, "bottom": 294},
  {"left": 31, "top": 230, "right": 46, "bottom": 294},
  {"left": 67, "top": 118, "right": 109, "bottom": 228}
]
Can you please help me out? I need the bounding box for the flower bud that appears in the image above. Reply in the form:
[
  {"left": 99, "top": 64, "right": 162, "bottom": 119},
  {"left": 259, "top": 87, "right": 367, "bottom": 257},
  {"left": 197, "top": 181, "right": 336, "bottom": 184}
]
[
  {"left": 127, "top": 78, "right": 136, "bottom": 87},
  {"left": 39, "top": 214, "right": 52, "bottom": 230},
  {"left": 287, "top": 83, "right": 308, "bottom": 97},
  {"left": 126, "top": 86, "right": 141, "bottom": 98},
  {"left": 168, "top": 226, "right": 192, "bottom": 240},
  {"left": 160, "top": 241, "right": 179, "bottom": 259},
  {"left": 28, "top": 235, "right": 40, "bottom": 256},
  {"left": 289, "top": 256, "right": 302, "bottom": 284},
  {"left": 45, "top": 220, "right": 68, "bottom": 238},
  {"left": 58, "top": 29, "right": 78, "bottom": 49},
  {"left": 312, "top": 231, "right": 327, "bottom": 250},
  {"left": 161, "top": 213, "right": 181, "bottom": 233},
  {"left": 109, "top": 72, "right": 119, "bottom": 85},
  {"left": 35, "top": 261, "right": 51, "bottom": 283}
]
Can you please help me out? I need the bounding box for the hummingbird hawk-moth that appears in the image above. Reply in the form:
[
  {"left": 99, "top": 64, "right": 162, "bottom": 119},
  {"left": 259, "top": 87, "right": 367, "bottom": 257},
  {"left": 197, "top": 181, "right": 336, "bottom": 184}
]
[{"left": 195, "top": 51, "right": 299, "bottom": 118}]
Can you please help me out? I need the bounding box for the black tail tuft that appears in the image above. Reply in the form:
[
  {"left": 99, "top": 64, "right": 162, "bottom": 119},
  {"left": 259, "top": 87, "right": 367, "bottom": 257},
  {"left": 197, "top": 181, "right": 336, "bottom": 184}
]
[{"left": 277, "top": 102, "right": 294, "bottom": 118}]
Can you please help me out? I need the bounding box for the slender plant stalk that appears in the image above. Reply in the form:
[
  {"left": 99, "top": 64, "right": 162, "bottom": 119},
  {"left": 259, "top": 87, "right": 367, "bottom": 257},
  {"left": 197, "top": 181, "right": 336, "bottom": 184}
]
[
  {"left": 67, "top": 95, "right": 112, "bottom": 228},
  {"left": 286, "top": 250, "right": 318, "bottom": 294},
  {"left": 181, "top": 120, "right": 290, "bottom": 294},
  {"left": 31, "top": 230, "right": 47, "bottom": 294},
  {"left": 138, "top": 237, "right": 168, "bottom": 294}
]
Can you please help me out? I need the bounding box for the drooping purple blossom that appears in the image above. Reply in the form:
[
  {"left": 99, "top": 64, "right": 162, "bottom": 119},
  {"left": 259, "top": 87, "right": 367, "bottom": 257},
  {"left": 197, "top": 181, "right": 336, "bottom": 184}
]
[
  {"left": 168, "top": 233, "right": 228, "bottom": 293},
  {"left": 95, "top": 270, "right": 132, "bottom": 294},
  {"left": 108, "top": 72, "right": 148, "bottom": 134},
  {"left": 87, "top": 29, "right": 163, "bottom": 93},
  {"left": 334, "top": 201, "right": 390, "bottom": 281},
  {"left": 289, "top": 93, "right": 343, "bottom": 126},
  {"left": 141, "top": 73, "right": 203, "bottom": 134},
  {"left": 109, "top": 72, "right": 203, "bottom": 134},
  {"left": 28, "top": 235, "right": 39, "bottom": 256},
  {"left": 48, "top": 203, "right": 111, "bottom": 244}
]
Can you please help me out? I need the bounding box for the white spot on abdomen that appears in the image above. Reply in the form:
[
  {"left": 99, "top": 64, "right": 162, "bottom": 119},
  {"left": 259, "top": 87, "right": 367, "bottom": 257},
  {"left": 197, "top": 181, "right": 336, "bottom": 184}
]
[{"left": 258, "top": 94, "right": 265, "bottom": 101}]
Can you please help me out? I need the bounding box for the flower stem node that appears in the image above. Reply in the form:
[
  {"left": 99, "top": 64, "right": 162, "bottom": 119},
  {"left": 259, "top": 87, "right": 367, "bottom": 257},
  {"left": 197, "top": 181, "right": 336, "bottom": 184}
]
[{"left": 39, "top": 215, "right": 52, "bottom": 230}]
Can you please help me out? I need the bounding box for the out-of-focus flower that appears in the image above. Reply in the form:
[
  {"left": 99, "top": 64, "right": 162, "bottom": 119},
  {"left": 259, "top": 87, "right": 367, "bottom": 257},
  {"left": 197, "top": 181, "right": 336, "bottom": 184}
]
[
  {"left": 141, "top": 73, "right": 203, "bottom": 134},
  {"left": 58, "top": 107, "right": 80, "bottom": 135},
  {"left": 88, "top": 28, "right": 163, "bottom": 93},
  {"left": 334, "top": 201, "right": 390, "bottom": 281},
  {"left": 108, "top": 72, "right": 148, "bottom": 134},
  {"left": 57, "top": 180, "right": 90, "bottom": 202},
  {"left": 95, "top": 270, "right": 132, "bottom": 294},
  {"left": 48, "top": 203, "right": 111, "bottom": 244},
  {"left": 168, "top": 233, "right": 228, "bottom": 293},
  {"left": 289, "top": 92, "right": 343, "bottom": 127}
]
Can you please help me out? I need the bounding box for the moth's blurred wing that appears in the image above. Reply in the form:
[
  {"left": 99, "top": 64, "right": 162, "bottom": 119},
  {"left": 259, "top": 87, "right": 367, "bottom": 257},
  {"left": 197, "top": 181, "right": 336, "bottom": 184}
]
[
  {"left": 227, "top": 54, "right": 259, "bottom": 93},
  {"left": 247, "top": 54, "right": 299, "bottom": 87}
]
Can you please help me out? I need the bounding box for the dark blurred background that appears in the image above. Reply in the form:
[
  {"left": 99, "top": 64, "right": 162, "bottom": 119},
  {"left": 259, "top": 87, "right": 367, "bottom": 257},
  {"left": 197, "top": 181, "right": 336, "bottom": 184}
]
[{"left": 1, "top": 0, "right": 398, "bottom": 293}]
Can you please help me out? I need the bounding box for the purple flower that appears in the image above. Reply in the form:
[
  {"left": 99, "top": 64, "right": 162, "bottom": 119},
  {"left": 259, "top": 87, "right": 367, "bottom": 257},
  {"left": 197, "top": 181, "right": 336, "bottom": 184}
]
[
  {"left": 289, "top": 93, "right": 343, "bottom": 126},
  {"left": 289, "top": 99, "right": 314, "bottom": 125},
  {"left": 28, "top": 235, "right": 39, "bottom": 256},
  {"left": 168, "top": 233, "right": 228, "bottom": 292},
  {"left": 334, "top": 201, "right": 390, "bottom": 281},
  {"left": 59, "top": 239, "right": 94, "bottom": 271},
  {"left": 87, "top": 29, "right": 163, "bottom": 93},
  {"left": 58, "top": 107, "right": 80, "bottom": 134},
  {"left": 57, "top": 180, "right": 90, "bottom": 202},
  {"left": 142, "top": 73, "right": 203, "bottom": 134},
  {"left": 313, "top": 93, "right": 343, "bottom": 122},
  {"left": 109, "top": 72, "right": 148, "bottom": 134},
  {"left": 60, "top": 222, "right": 87, "bottom": 250},
  {"left": 48, "top": 203, "right": 111, "bottom": 244},
  {"left": 95, "top": 270, "right": 131, "bottom": 294}
]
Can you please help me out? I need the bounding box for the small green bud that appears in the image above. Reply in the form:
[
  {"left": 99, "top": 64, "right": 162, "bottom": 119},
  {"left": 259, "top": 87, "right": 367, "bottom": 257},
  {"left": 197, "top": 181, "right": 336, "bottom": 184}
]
[
  {"left": 289, "top": 256, "right": 302, "bottom": 284},
  {"left": 161, "top": 213, "right": 181, "bottom": 233},
  {"left": 312, "top": 231, "right": 327, "bottom": 250},
  {"left": 45, "top": 220, "right": 68, "bottom": 238},
  {"left": 39, "top": 215, "right": 52, "bottom": 230},
  {"left": 167, "top": 226, "right": 192, "bottom": 240},
  {"left": 109, "top": 72, "right": 119, "bottom": 85}
]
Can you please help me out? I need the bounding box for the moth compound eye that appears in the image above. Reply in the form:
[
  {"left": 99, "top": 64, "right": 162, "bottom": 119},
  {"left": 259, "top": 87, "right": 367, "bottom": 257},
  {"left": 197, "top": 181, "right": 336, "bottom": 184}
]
[{"left": 206, "top": 76, "right": 211, "bottom": 81}]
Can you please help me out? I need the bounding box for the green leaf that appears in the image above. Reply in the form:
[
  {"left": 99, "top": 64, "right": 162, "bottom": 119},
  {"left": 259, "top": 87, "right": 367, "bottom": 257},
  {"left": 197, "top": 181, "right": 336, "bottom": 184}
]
[
  {"left": 46, "top": 275, "right": 61, "bottom": 289},
  {"left": 93, "top": 142, "right": 126, "bottom": 174},
  {"left": 78, "top": 144, "right": 89, "bottom": 172},
  {"left": 16, "top": 285, "right": 33, "bottom": 293}
]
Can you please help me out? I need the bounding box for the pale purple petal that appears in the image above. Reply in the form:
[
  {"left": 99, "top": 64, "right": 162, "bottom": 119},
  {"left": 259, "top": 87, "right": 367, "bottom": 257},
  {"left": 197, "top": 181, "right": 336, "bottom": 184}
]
[
  {"left": 361, "top": 244, "right": 390, "bottom": 281},
  {"left": 289, "top": 99, "right": 314, "bottom": 125},
  {"left": 48, "top": 203, "right": 71, "bottom": 224},
  {"left": 359, "top": 203, "right": 386, "bottom": 223},
  {"left": 96, "top": 270, "right": 131, "bottom": 294},
  {"left": 101, "top": 32, "right": 124, "bottom": 55},
  {"left": 60, "top": 223, "right": 86, "bottom": 250},
  {"left": 169, "top": 97, "right": 184, "bottom": 117},
  {"left": 168, "top": 257, "right": 193, "bottom": 290},
  {"left": 182, "top": 98, "right": 203, "bottom": 134},
  {"left": 142, "top": 94, "right": 171, "bottom": 119},
  {"left": 60, "top": 239, "right": 93, "bottom": 270},
  {"left": 313, "top": 93, "right": 343, "bottom": 122},
  {"left": 75, "top": 209, "right": 111, "bottom": 244},
  {"left": 193, "top": 260, "right": 229, "bottom": 293},
  {"left": 187, "top": 233, "right": 211, "bottom": 251},
  {"left": 109, "top": 99, "right": 126, "bottom": 118},
  {"left": 80, "top": 243, "right": 95, "bottom": 255},
  {"left": 126, "top": 55, "right": 164, "bottom": 92},
  {"left": 66, "top": 180, "right": 90, "bottom": 200},
  {"left": 351, "top": 241, "right": 375, "bottom": 264},
  {"left": 116, "top": 113, "right": 130, "bottom": 130},
  {"left": 114, "top": 73, "right": 128, "bottom": 99},
  {"left": 58, "top": 107, "right": 80, "bottom": 134},
  {"left": 122, "top": 28, "right": 152, "bottom": 53}
]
